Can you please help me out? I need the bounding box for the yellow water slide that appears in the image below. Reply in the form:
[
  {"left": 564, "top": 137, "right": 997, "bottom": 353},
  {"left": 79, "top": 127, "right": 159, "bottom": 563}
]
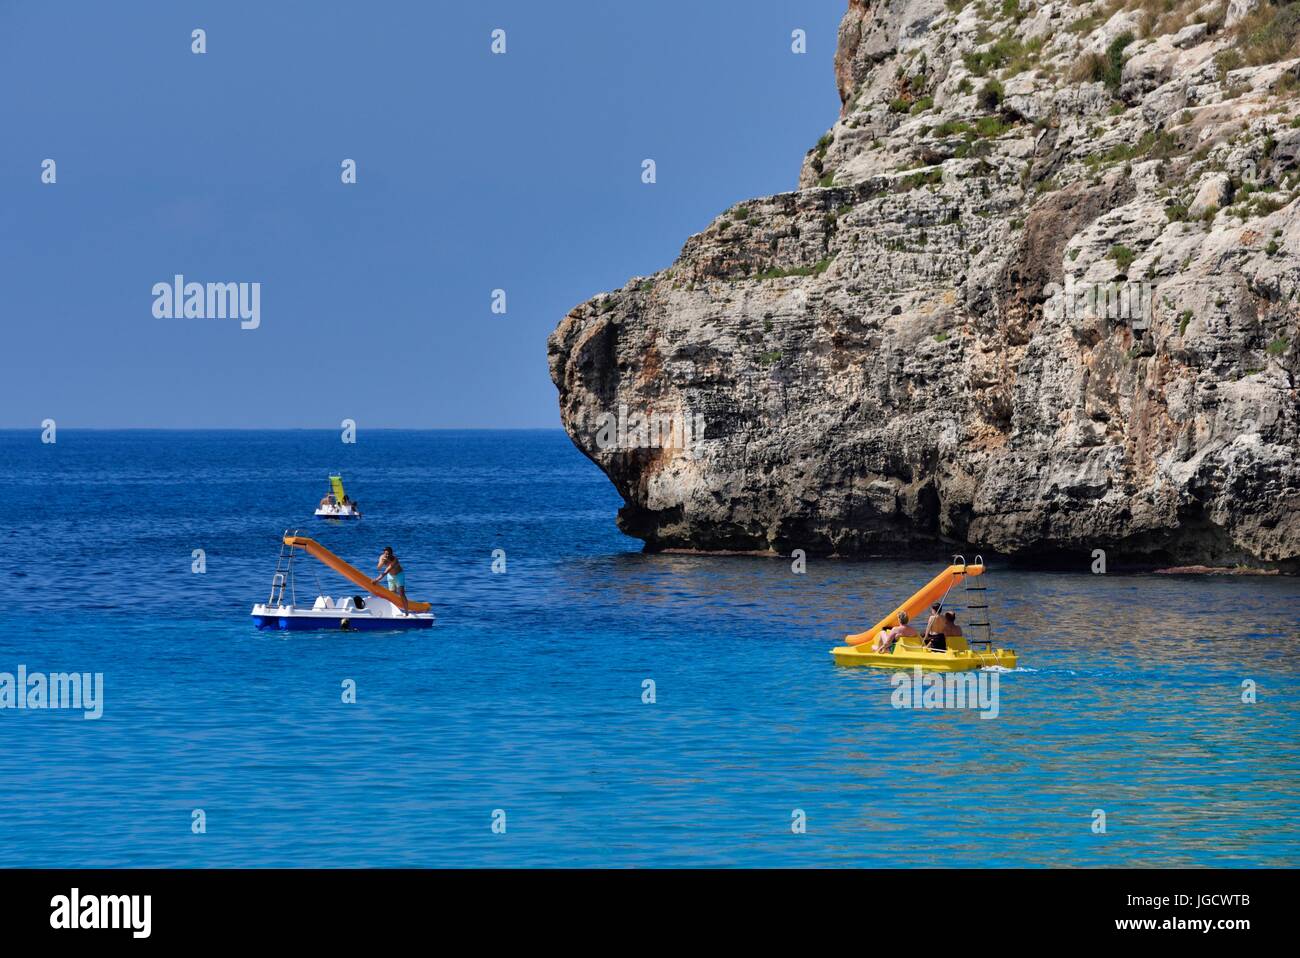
[
  {"left": 329, "top": 475, "right": 346, "bottom": 502},
  {"left": 843, "top": 562, "right": 983, "bottom": 646},
  {"left": 283, "top": 535, "right": 432, "bottom": 613}
]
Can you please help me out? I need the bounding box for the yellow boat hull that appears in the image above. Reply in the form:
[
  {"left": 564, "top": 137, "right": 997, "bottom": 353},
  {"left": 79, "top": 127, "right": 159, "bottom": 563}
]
[{"left": 830, "top": 640, "right": 1017, "bottom": 672}]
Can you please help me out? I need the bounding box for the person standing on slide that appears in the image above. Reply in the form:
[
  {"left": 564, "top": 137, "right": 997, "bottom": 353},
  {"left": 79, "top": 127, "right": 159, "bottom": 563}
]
[{"left": 373, "top": 546, "right": 408, "bottom": 612}]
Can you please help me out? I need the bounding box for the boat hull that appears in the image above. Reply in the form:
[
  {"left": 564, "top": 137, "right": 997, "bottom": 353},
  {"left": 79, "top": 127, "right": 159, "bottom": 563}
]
[
  {"left": 250, "top": 600, "right": 433, "bottom": 632},
  {"left": 830, "top": 644, "right": 1017, "bottom": 671},
  {"left": 253, "top": 613, "right": 432, "bottom": 631}
]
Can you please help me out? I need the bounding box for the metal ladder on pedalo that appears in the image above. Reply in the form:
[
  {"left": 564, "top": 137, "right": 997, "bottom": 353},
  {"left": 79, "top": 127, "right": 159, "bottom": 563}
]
[
  {"left": 962, "top": 553, "right": 993, "bottom": 650},
  {"left": 266, "top": 529, "right": 299, "bottom": 609}
]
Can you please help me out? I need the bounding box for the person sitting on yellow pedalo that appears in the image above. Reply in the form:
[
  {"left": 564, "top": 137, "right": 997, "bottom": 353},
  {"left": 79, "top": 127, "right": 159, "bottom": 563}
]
[{"left": 872, "top": 611, "right": 918, "bottom": 654}]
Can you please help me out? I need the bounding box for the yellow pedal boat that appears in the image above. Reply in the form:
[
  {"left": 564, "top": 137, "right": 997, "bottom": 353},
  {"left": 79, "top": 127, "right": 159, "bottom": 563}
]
[{"left": 830, "top": 558, "right": 1018, "bottom": 672}]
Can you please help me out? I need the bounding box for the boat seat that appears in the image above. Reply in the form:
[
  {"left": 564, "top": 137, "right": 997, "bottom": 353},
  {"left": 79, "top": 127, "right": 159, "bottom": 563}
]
[{"left": 312, "top": 596, "right": 335, "bottom": 611}]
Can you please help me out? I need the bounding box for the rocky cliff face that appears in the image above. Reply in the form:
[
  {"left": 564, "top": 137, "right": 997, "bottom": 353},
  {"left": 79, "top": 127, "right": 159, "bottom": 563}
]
[{"left": 549, "top": 0, "right": 1300, "bottom": 570}]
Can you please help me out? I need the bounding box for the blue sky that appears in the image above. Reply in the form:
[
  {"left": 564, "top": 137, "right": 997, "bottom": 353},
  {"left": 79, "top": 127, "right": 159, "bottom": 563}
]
[{"left": 1, "top": 1, "right": 844, "bottom": 428}]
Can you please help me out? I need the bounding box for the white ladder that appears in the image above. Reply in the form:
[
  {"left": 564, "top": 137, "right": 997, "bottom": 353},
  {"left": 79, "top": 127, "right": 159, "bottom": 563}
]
[{"left": 266, "top": 530, "right": 299, "bottom": 608}]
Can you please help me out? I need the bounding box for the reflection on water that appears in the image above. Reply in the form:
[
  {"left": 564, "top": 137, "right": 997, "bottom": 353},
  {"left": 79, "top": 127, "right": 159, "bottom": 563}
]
[{"left": 0, "top": 431, "right": 1296, "bottom": 866}]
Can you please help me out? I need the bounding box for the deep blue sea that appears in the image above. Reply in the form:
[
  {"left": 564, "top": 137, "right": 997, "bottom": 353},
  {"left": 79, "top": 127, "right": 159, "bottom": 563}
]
[{"left": 1, "top": 430, "right": 1297, "bottom": 867}]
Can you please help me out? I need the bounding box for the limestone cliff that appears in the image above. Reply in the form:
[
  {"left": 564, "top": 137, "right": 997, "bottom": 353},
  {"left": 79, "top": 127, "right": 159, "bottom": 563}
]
[{"left": 549, "top": 0, "right": 1300, "bottom": 569}]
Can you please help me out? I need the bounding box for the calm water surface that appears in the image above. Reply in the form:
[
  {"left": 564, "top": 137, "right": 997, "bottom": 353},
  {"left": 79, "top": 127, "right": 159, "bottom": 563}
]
[{"left": 0, "top": 430, "right": 1297, "bottom": 866}]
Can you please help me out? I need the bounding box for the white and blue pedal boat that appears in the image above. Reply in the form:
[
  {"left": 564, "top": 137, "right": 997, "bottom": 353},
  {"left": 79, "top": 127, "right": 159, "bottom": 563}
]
[
  {"left": 251, "top": 532, "right": 434, "bottom": 632},
  {"left": 314, "top": 474, "right": 362, "bottom": 519}
]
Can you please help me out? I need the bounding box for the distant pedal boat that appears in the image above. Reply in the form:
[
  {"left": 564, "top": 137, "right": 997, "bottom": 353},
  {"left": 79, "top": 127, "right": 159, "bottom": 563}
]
[{"left": 316, "top": 474, "right": 361, "bottom": 519}]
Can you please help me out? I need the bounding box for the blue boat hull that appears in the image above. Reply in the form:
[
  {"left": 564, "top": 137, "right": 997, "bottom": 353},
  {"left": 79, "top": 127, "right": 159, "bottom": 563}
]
[{"left": 252, "top": 614, "right": 433, "bottom": 632}]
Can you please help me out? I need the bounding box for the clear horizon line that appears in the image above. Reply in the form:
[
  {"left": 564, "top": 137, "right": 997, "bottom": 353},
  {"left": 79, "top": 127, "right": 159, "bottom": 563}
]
[{"left": 0, "top": 425, "right": 569, "bottom": 432}]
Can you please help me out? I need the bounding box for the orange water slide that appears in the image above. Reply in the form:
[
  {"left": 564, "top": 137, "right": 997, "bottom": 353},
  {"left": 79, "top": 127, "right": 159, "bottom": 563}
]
[
  {"left": 283, "top": 535, "right": 432, "bottom": 613},
  {"left": 844, "top": 563, "right": 982, "bottom": 646}
]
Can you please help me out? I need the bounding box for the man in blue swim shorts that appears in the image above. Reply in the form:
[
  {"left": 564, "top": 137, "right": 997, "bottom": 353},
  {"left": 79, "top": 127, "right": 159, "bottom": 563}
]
[{"left": 374, "top": 546, "right": 408, "bottom": 612}]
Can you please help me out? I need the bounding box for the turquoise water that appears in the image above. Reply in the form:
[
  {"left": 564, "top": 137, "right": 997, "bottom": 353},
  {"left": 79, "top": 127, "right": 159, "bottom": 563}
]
[{"left": 0, "top": 430, "right": 1297, "bottom": 866}]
